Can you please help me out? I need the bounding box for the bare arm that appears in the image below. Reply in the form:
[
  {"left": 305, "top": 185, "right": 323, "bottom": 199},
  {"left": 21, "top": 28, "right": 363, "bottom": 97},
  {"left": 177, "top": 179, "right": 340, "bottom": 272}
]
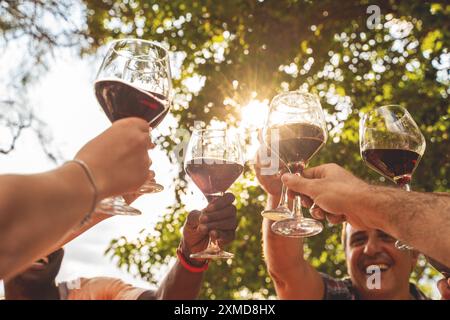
[
  {"left": 44, "top": 191, "right": 149, "bottom": 257},
  {"left": 282, "top": 164, "right": 450, "bottom": 267},
  {"left": 0, "top": 164, "right": 95, "bottom": 279},
  {"left": 138, "top": 193, "right": 238, "bottom": 300},
  {"left": 354, "top": 186, "right": 450, "bottom": 267},
  {"left": 138, "top": 258, "right": 204, "bottom": 300},
  {"left": 0, "top": 118, "right": 151, "bottom": 279},
  {"left": 44, "top": 213, "right": 112, "bottom": 258},
  {"left": 262, "top": 195, "right": 324, "bottom": 300}
]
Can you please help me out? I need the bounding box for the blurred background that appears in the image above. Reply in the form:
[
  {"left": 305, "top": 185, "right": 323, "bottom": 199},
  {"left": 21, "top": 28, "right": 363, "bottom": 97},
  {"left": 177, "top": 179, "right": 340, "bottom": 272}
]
[{"left": 0, "top": 0, "right": 448, "bottom": 299}]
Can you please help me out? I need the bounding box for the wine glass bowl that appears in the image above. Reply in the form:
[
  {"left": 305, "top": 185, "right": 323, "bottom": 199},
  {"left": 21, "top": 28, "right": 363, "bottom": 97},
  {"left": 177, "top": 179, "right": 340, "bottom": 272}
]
[
  {"left": 184, "top": 128, "right": 244, "bottom": 259},
  {"left": 360, "top": 105, "right": 426, "bottom": 187},
  {"left": 262, "top": 91, "right": 327, "bottom": 238},
  {"left": 95, "top": 38, "right": 173, "bottom": 200},
  {"left": 360, "top": 105, "right": 426, "bottom": 249}
]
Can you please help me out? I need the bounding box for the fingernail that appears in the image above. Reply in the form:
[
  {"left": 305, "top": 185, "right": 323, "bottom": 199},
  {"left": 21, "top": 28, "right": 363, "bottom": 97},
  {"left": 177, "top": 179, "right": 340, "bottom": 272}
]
[
  {"left": 198, "top": 224, "right": 207, "bottom": 233},
  {"left": 200, "top": 215, "right": 208, "bottom": 223}
]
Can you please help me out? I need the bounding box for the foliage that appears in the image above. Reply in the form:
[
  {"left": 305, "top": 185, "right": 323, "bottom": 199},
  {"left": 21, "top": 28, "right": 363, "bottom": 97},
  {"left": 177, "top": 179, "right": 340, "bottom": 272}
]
[
  {"left": 4, "top": 0, "right": 448, "bottom": 299},
  {"left": 97, "top": 0, "right": 449, "bottom": 299}
]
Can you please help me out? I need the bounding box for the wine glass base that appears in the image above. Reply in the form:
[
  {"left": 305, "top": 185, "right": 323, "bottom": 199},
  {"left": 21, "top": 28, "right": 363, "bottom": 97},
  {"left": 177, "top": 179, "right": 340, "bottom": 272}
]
[
  {"left": 97, "top": 197, "right": 142, "bottom": 216},
  {"left": 190, "top": 248, "right": 234, "bottom": 260},
  {"left": 261, "top": 207, "right": 292, "bottom": 221},
  {"left": 395, "top": 240, "right": 414, "bottom": 251},
  {"left": 138, "top": 183, "right": 164, "bottom": 194},
  {"left": 271, "top": 218, "right": 323, "bottom": 238}
]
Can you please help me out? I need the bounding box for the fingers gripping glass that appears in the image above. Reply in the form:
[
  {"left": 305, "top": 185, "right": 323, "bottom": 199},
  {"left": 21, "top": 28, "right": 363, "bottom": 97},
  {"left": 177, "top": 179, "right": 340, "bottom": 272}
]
[
  {"left": 94, "top": 39, "right": 173, "bottom": 215},
  {"left": 262, "top": 91, "right": 327, "bottom": 238},
  {"left": 360, "top": 105, "right": 426, "bottom": 250},
  {"left": 184, "top": 128, "right": 244, "bottom": 259}
]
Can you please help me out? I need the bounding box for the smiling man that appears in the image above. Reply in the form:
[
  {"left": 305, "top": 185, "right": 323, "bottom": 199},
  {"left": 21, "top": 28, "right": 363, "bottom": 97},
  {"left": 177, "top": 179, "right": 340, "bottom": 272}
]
[
  {"left": 320, "top": 222, "right": 426, "bottom": 300},
  {"left": 263, "top": 217, "right": 427, "bottom": 300},
  {"left": 255, "top": 152, "right": 428, "bottom": 300}
]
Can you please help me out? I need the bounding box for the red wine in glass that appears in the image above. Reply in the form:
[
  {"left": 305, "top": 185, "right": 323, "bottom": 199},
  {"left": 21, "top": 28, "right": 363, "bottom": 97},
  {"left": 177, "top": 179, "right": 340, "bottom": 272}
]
[
  {"left": 361, "top": 148, "right": 422, "bottom": 186},
  {"left": 360, "top": 105, "right": 426, "bottom": 250},
  {"left": 185, "top": 158, "right": 244, "bottom": 201},
  {"left": 94, "top": 79, "right": 169, "bottom": 127},
  {"left": 267, "top": 123, "right": 326, "bottom": 168},
  {"left": 93, "top": 39, "right": 171, "bottom": 215},
  {"left": 267, "top": 122, "right": 326, "bottom": 238}
]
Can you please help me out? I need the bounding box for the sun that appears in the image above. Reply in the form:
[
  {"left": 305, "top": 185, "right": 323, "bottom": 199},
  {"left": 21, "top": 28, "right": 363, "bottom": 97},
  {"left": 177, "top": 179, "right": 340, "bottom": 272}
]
[{"left": 240, "top": 99, "right": 269, "bottom": 129}]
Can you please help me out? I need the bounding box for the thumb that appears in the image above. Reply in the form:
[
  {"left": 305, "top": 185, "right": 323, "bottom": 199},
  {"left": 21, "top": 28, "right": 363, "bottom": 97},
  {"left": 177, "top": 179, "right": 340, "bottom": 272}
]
[{"left": 281, "top": 173, "right": 317, "bottom": 197}]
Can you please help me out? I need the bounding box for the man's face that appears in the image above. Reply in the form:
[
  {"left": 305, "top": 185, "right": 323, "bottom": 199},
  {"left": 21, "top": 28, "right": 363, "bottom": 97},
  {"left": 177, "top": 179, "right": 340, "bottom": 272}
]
[
  {"left": 13, "top": 249, "right": 64, "bottom": 286},
  {"left": 345, "top": 224, "right": 417, "bottom": 298}
]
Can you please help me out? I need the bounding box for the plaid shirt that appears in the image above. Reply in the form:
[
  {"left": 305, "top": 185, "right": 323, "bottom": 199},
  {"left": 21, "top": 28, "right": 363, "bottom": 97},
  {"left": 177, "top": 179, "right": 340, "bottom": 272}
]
[{"left": 320, "top": 273, "right": 429, "bottom": 300}]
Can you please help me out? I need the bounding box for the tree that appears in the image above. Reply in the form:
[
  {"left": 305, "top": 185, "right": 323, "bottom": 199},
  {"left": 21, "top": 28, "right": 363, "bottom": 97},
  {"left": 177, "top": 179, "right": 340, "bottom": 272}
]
[
  {"left": 3, "top": 0, "right": 443, "bottom": 299},
  {"left": 0, "top": 0, "right": 90, "bottom": 160},
  {"left": 88, "top": 0, "right": 449, "bottom": 299}
]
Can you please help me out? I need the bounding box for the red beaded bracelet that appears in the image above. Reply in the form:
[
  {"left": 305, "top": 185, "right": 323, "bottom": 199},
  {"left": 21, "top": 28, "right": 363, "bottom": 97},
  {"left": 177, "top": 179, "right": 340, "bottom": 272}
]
[{"left": 177, "top": 248, "right": 209, "bottom": 273}]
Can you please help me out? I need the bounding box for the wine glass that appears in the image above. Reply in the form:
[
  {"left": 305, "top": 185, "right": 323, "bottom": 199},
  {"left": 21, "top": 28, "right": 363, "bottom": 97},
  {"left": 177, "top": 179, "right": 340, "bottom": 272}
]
[
  {"left": 94, "top": 38, "right": 172, "bottom": 215},
  {"left": 184, "top": 128, "right": 244, "bottom": 259},
  {"left": 265, "top": 91, "right": 327, "bottom": 238},
  {"left": 360, "top": 105, "right": 426, "bottom": 249}
]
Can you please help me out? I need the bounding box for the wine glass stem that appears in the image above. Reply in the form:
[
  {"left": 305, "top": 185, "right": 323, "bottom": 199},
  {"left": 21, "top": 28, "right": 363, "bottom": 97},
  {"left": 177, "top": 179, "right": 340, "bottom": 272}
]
[
  {"left": 402, "top": 183, "right": 411, "bottom": 192},
  {"left": 293, "top": 194, "right": 304, "bottom": 219},
  {"left": 206, "top": 193, "right": 223, "bottom": 250},
  {"left": 395, "top": 183, "right": 412, "bottom": 250},
  {"left": 291, "top": 163, "right": 305, "bottom": 219},
  {"left": 278, "top": 184, "right": 289, "bottom": 209}
]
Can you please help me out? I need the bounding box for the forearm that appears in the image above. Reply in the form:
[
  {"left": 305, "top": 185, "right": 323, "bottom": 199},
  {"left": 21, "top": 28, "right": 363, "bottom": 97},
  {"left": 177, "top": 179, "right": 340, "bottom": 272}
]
[
  {"left": 263, "top": 195, "right": 323, "bottom": 299},
  {"left": 44, "top": 214, "right": 110, "bottom": 258},
  {"left": 153, "top": 260, "right": 204, "bottom": 300},
  {"left": 354, "top": 186, "right": 450, "bottom": 266},
  {"left": 263, "top": 196, "right": 303, "bottom": 270},
  {"left": 0, "top": 163, "right": 95, "bottom": 279}
]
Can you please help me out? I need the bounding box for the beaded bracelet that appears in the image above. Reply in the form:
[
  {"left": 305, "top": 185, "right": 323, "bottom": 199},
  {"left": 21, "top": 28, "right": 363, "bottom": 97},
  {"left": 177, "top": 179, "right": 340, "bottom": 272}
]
[{"left": 65, "top": 159, "right": 98, "bottom": 226}]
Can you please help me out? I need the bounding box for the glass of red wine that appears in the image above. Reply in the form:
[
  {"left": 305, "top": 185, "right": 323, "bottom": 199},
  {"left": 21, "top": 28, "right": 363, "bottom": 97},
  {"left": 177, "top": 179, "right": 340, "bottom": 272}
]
[
  {"left": 184, "top": 128, "right": 244, "bottom": 259},
  {"left": 94, "top": 39, "right": 172, "bottom": 216},
  {"left": 265, "top": 91, "right": 327, "bottom": 238},
  {"left": 360, "top": 105, "right": 426, "bottom": 249}
]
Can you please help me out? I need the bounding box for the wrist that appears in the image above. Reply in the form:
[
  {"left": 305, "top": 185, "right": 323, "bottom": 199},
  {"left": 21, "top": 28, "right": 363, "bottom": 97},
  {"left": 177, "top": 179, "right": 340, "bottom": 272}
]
[
  {"left": 59, "top": 162, "right": 95, "bottom": 202},
  {"left": 177, "top": 241, "right": 208, "bottom": 273},
  {"left": 72, "top": 154, "right": 110, "bottom": 199},
  {"left": 179, "top": 240, "right": 208, "bottom": 267},
  {"left": 63, "top": 160, "right": 99, "bottom": 226},
  {"left": 352, "top": 184, "right": 388, "bottom": 230}
]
